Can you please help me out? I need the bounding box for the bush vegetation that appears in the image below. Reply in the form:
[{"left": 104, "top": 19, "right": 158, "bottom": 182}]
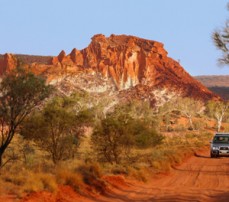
[
  {"left": 21, "top": 96, "right": 89, "bottom": 164},
  {"left": 0, "top": 68, "right": 228, "bottom": 199},
  {"left": 0, "top": 68, "right": 52, "bottom": 167},
  {"left": 92, "top": 110, "right": 163, "bottom": 164}
]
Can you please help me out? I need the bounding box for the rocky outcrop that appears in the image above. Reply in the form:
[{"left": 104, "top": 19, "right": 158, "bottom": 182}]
[
  {"left": 0, "top": 53, "right": 17, "bottom": 74},
  {"left": 51, "top": 34, "right": 219, "bottom": 101},
  {"left": 0, "top": 34, "right": 220, "bottom": 101}
]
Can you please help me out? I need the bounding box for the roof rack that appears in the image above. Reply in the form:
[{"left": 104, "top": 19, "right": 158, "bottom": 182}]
[{"left": 215, "top": 132, "right": 229, "bottom": 136}]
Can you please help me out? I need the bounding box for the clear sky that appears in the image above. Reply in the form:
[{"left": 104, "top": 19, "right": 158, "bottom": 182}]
[{"left": 0, "top": 0, "right": 229, "bottom": 76}]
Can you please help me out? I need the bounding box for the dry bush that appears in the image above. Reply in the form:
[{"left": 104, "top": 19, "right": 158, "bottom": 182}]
[
  {"left": 173, "top": 124, "right": 186, "bottom": 132},
  {"left": 0, "top": 167, "right": 58, "bottom": 197},
  {"left": 56, "top": 168, "right": 84, "bottom": 192},
  {"left": 126, "top": 166, "right": 151, "bottom": 182},
  {"left": 110, "top": 165, "right": 129, "bottom": 175},
  {"left": 0, "top": 113, "right": 214, "bottom": 199},
  {"left": 148, "top": 131, "right": 211, "bottom": 172},
  {"left": 193, "top": 120, "right": 206, "bottom": 130},
  {"left": 56, "top": 162, "right": 106, "bottom": 194},
  {"left": 76, "top": 163, "right": 107, "bottom": 194}
]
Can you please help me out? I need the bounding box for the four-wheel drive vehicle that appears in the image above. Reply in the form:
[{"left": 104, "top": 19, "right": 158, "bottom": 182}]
[{"left": 210, "top": 133, "right": 229, "bottom": 158}]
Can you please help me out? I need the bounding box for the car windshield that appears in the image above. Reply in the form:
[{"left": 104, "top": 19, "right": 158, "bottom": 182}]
[{"left": 213, "top": 136, "right": 229, "bottom": 143}]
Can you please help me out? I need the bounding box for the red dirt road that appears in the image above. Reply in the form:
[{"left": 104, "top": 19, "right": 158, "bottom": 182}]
[
  {"left": 3, "top": 150, "right": 229, "bottom": 202},
  {"left": 94, "top": 151, "right": 229, "bottom": 202}
]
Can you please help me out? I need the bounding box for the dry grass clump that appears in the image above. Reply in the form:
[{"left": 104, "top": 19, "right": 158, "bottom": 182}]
[
  {"left": 0, "top": 125, "right": 214, "bottom": 199},
  {"left": 55, "top": 162, "right": 107, "bottom": 194},
  {"left": 0, "top": 167, "right": 58, "bottom": 198},
  {"left": 149, "top": 147, "right": 191, "bottom": 172},
  {"left": 0, "top": 161, "right": 106, "bottom": 198},
  {"left": 56, "top": 168, "right": 84, "bottom": 192},
  {"left": 23, "top": 172, "right": 58, "bottom": 193},
  {"left": 126, "top": 166, "right": 151, "bottom": 182},
  {"left": 110, "top": 164, "right": 129, "bottom": 175},
  {"left": 148, "top": 131, "right": 212, "bottom": 172},
  {"left": 76, "top": 163, "right": 107, "bottom": 194}
]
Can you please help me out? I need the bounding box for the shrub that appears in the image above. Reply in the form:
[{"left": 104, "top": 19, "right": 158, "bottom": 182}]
[
  {"left": 56, "top": 168, "right": 84, "bottom": 192},
  {"left": 21, "top": 97, "right": 85, "bottom": 164},
  {"left": 174, "top": 124, "right": 186, "bottom": 132},
  {"left": 134, "top": 124, "right": 164, "bottom": 148},
  {"left": 193, "top": 120, "right": 205, "bottom": 130},
  {"left": 92, "top": 110, "right": 163, "bottom": 164},
  {"left": 0, "top": 68, "right": 52, "bottom": 167}
]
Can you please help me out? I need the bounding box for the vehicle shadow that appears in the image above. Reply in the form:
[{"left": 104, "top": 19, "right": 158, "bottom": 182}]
[
  {"left": 194, "top": 152, "right": 210, "bottom": 159},
  {"left": 211, "top": 192, "right": 229, "bottom": 202},
  {"left": 195, "top": 152, "right": 229, "bottom": 159}
]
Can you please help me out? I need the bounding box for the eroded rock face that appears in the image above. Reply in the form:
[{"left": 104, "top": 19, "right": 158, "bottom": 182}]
[
  {"left": 0, "top": 54, "right": 17, "bottom": 74},
  {"left": 51, "top": 34, "right": 218, "bottom": 100},
  {"left": 0, "top": 34, "right": 220, "bottom": 101}
]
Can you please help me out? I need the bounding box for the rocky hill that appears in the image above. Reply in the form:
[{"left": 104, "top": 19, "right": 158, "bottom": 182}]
[
  {"left": 195, "top": 75, "right": 229, "bottom": 100},
  {"left": 0, "top": 34, "right": 220, "bottom": 104}
]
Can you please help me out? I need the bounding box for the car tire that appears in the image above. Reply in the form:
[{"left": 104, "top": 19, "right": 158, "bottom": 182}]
[{"left": 210, "top": 153, "right": 218, "bottom": 158}]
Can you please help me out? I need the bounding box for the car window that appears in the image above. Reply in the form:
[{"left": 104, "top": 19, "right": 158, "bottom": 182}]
[{"left": 213, "top": 136, "right": 229, "bottom": 143}]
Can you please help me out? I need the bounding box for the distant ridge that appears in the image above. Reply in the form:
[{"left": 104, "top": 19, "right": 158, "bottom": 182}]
[
  {"left": 0, "top": 54, "right": 52, "bottom": 65},
  {"left": 195, "top": 75, "right": 229, "bottom": 100}
]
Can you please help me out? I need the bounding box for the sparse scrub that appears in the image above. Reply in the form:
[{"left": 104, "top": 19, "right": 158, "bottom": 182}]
[
  {"left": 0, "top": 68, "right": 52, "bottom": 167},
  {"left": 0, "top": 95, "right": 221, "bottom": 200},
  {"left": 92, "top": 107, "right": 163, "bottom": 164},
  {"left": 193, "top": 120, "right": 206, "bottom": 130},
  {"left": 21, "top": 96, "right": 93, "bottom": 164},
  {"left": 205, "top": 100, "right": 229, "bottom": 132},
  {"left": 22, "top": 172, "right": 57, "bottom": 193},
  {"left": 173, "top": 124, "right": 186, "bottom": 132},
  {"left": 56, "top": 168, "right": 84, "bottom": 192},
  {"left": 77, "top": 163, "right": 107, "bottom": 194},
  {"left": 126, "top": 166, "right": 150, "bottom": 182},
  {"left": 0, "top": 166, "right": 58, "bottom": 197}
]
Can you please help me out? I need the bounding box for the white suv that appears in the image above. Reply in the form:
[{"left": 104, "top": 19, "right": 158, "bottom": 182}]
[{"left": 210, "top": 133, "right": 229, "bottom": 158}]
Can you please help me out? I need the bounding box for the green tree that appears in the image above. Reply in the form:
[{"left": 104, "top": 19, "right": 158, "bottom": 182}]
[
  {"left": 0, "top": 68, "right": 52, "bottom": 167},
  {"left": 213, "top": 3, "right": 229, "bottom": 65},
  {"left": 92, "top": 101, "right": 163, "bottom": 164},
  {"left": 21, "top": 96, "right": 94, "bottom": 164},
  {"left": 112, "top": 100, "right": 158, "bottom": 126}
]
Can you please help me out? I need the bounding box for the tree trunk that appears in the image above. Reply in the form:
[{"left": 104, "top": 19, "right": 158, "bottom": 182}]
[
  {"left": 188, "top": 116, "right": 193, "bottom": 130},
  {"left": 217, "top": 119, "right": 222, "bottom": 132},
  {"left": 0, "top": 153, "right": 3, "bottom": 169},
  {"left": 0, "top": 150, "right": 3, "bottom": 167}
]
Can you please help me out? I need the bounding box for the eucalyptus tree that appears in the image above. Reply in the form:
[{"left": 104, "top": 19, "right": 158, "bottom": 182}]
[
  {"left": 213, "top": 2, "right": 229, "bottom": 65},
  {"left": 0, "top": 68, "right": 52, "bottom": 167}
]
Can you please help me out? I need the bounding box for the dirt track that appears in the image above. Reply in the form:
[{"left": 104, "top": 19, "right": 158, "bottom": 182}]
[
  {"left": 94, "top": 150, "right": 229, "bottom": 202},
  {"left": 3, "top": 150, "right": 229, "bottom": 202}
]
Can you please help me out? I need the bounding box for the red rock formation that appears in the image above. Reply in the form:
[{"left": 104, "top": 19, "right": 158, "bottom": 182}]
[
  {"left": 0, "top": 53, "right": 17, "bottom": 74},
  {"left": 51, "top": 34, "right": 219, "bottom": 100},
  {"left": 0, "top": 34, "right": 220, "bottom": 101},
  {"left": 51, "top": 50, "right": 66, "bottom": 65},
  {"left": 0, "top": 57, "right": 4, "bottom": 75},
  {"left": 70, "top": 48, "right": 83, "bottom": 66}
]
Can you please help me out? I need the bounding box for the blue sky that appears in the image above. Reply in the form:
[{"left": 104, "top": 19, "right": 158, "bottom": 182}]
[{"left": 0, "top": 0, "right": 229, "bottom": 76}]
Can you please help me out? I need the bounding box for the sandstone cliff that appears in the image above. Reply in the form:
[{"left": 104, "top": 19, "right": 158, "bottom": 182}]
[
  {"left": 0, "top": 34, "right": 220, "bottom": 102},
  {"left": 51, "top": 34, "right": 218, "bottom": 100}
]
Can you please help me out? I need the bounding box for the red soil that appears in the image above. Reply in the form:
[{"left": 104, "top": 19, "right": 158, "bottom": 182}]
[{"left": 17, "top": 150, "right": 229, "bottom": 202}]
